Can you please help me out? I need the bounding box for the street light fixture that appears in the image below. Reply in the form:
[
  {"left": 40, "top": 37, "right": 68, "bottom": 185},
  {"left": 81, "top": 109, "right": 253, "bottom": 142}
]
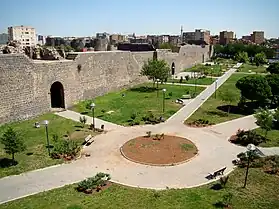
[
  {"left": 211, "top": 67, "right": 213, "bottom": 81},
  {"left": 214, "top": 79, "right": 218, "bottom": 99},
  {"left": 243, "top": 143, "right": 256, "bottom": 188},
  {"left": 162, "top": 88, "right": 166, "bottom": 113},
  {"left": 156, "top": 78, "right": 160, "bottom": 97},
  {"left": 42, "top": 120, "right": 51, "bottom": 156},
  {"left": 90, "top": 103, "right": 96, "bottom": 131}
]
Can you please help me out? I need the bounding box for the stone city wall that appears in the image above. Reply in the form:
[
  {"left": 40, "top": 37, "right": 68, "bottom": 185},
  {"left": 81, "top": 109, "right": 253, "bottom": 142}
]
[{"left": 0, "top": 45, "right": 211, "bottom": 124}]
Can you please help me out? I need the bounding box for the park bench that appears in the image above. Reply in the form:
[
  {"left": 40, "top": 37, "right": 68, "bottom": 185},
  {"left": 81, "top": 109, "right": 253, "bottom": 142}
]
[
  {"left": 175, "top": 98, "right": 184, "bottom": 104},
  {"left": 181, "top": 94, "right": 191, "bottom": 99},
  {"left": 206, "top": 167, "right": 226, "bottom": 180},
  {"left": 82, "top": 134, "right": 94, "bottom": 146}
]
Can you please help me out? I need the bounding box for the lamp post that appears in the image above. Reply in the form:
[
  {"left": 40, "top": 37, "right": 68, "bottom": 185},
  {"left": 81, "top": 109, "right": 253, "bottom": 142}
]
[
  {"left": 162, "top": 88, "right": 166, "bottom": 113},
  {"left": 90, "top": 103, "right": 96, "bottom": 131},
  {"left": 42, "top": 120, "right": 51, "bottom": 156},
  {"left": 214, "top": 79, "right": 218, "bottom": 99},
  {"left": 156, "top": 78, "right": 160, "bottom": 97},
  {"left": 211, "top": 67, "right": 213, "bottom": 81},
  {"left": 243, "top": 144, "right": 256, "bottom": 188}
]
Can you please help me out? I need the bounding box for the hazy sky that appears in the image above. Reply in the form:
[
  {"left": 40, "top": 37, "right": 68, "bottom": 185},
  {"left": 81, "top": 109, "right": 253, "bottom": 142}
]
[{"left": 0, "top": 0, "right": 278, "bottom": 38}]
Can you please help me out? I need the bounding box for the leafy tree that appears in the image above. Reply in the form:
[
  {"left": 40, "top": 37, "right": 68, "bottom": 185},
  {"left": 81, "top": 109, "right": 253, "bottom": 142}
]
[
  {"left": 0, "top": 127, "right": 26, "bottom": 161},
  {"left": 266, "top": 74, "right": 279, "bottom": 105},
  {"left": 255, "top": 108, "right": 273, "bottom": 137},
  {"left": 235, "top": 75, "right": 272, "bottom": 105},
  {"left": 254, "top": 52, "right": 267, "bottom": 66},
  {"left": 266, "top": 63, "right": 279, "bottom": 74},
  {"left": 235, "top": 51, "right": 249, "bottom": 63},
  {"left": 140, "top": 59, "right": 170, "bottom": 85},
  {"left": 219, "top": 89, "right": 239, "bottom": 114}
]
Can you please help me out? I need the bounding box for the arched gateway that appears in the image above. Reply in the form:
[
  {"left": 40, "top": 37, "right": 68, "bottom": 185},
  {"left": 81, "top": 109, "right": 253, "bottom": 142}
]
[{"left": 50, "top": 81, "right": 65, "bottom": 108}]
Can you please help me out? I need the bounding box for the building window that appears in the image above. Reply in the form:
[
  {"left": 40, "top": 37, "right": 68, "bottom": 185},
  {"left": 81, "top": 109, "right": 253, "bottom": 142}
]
[
  {"left": 25, "top": 32, "right": 29, "bottom": 34},
  {"left": 26, "top": 39, "right": 29, "bottom": 41}
]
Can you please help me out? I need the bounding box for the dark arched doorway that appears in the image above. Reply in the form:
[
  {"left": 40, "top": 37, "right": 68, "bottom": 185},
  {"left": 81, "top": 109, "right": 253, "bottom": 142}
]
[
  {"left": 171, "top": 62, "right": 175, "bottom": 75},
  {"left": 50, "top": 81, "right": 65, "bottom": 108}
]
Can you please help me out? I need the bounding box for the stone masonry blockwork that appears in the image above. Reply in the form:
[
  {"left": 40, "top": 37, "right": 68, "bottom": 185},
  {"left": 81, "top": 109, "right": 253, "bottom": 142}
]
[{"left": 0, "top": 45, "right": 211, "bottom": 124}]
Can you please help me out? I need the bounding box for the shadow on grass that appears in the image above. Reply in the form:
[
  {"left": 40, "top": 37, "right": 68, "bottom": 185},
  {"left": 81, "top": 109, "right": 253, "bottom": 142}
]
[
  {"left": 74, "top": 125, "right": 84, "bottom": 128},
  {"left": 213, "top": 201, "right": 227, "bottom": 208},
  {"left": 210, "top": 183, "right": 223, "bottom": 191},
  {"left": 67, "top": 205, "right": 83, "bottom": 209},
  {"left": 217, "top": 105, "right": 253, "bottom": 115},
  {"left": 0, "top": 158, "right": 18, "bottom": 168},
  {"left": 129, "top": 86, "right": 157, "bottom": 93},
  {"left": 80, "top": 111, "right": 89, "bottom": 115}
]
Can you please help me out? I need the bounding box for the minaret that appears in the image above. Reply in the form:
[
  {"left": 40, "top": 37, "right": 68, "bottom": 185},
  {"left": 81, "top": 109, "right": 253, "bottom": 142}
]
[{"left": 180, "top": 26, "right": 183, "bottom": 43}]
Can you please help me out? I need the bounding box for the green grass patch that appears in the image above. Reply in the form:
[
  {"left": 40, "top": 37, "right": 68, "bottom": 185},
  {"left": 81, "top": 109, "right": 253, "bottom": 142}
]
[
  {"left": 237, "top": 63, "right": 267, "bottom": 73},
  {"left": 180, "top": 143, "right": 195, "bottom": 151},
  {"left": 71, "top": 83, "right": 205, "bottom": 126},
  {"left": 184, "top": 64, "right": 226, "bottom": 77},
  {"left": 1, "top": 168, "right": 278, "bottom": 209},
  {"left": 214, "top": 58, "right": 237, "bottom": 65},
  {"left": 254, "top": 128, "right": 279, "bottom": 147},
  {"left": 186, "top": 73, "right": 248, "bottom": 125},
  {"left": 0, "top": 114, "right": 97, "bottom": 178},
  {"left": 168, "top": 77, "right": 216, "bottom": 85}
]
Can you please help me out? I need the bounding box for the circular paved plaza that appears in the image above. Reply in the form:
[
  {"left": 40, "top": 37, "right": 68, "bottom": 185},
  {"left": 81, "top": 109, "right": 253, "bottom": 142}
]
[{"left": 82, "top": 123, "right": 245, "bottom": 189}]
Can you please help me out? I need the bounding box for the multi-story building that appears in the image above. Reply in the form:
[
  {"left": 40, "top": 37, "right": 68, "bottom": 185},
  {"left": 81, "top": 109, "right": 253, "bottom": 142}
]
[
  {"left": 109, "top": 34, "right": 126, "bottom": 45},
  {"left": 219, "top": 31, "right": 234, "bottom": 45},
  {"left": 210, "top": 35, "right": 219, "bottom": 45},
  {"left": 251, "top": 31, "right": 264, "bottom": 44},
  {"left": 169, "top": 35, "right": 180, "bottom": 45},
  {"left": 0, "top": 33, "right": 8, "bottom": 45},
  {"left": 158, "top": 35, "right": 169, "bottom": 44},
  {"left": 182, "top": 29, "right": 210, "bottom": 44},
  {"left": 96, "top": 32, "right": 109, "bottom": 39},
  {"left": 8, "top": 25, "right": 36, "bottom": 46},
  {"left": 36, "top": 35, "right": 46, "bottom": 45},
  {"left": 45, "top": 36, "right": 66, "bottom": 46},
  {"left": 182, "top": 32, "right": 195, "bottom": 43}
]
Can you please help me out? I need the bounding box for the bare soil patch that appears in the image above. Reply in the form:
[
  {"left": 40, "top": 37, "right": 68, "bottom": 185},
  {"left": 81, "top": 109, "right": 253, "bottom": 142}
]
[{"left": 121, "top": 135, "right": 198, "bottom": 166}]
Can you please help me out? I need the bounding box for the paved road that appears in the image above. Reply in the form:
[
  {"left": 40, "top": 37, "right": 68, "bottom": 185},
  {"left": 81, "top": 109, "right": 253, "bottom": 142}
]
[{"left": 166, "top": 63, "right": 242, "bottom": 124}]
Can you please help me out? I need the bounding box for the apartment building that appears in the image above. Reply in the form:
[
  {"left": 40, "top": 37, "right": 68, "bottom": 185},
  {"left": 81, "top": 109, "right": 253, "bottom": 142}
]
[
  {"left": 219, "top": 31, "right": 234, "bottom": 45},
  {"left": 182, "top": 29, "right": 210, "bottom": 44},
  {"left": 109, "top": 34, "right": 126, "bottom": 44},
  {"left": 0, "top": 33, "right": 8, "bottom": 45},
  {"left": 251, "top": 31, "right": 264, "bottom": 44},
  {"left": 8, "top": 25, "right": 36, "bottom": 46}
]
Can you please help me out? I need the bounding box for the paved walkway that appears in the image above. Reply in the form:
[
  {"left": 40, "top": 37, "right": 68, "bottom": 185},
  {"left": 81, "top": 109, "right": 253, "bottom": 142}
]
[
  {"left": 166, "top": 63, "right": 242, "bottom": 124},
  {"left": 55, "top": 110, "right": 122, "bottom": 131},
  {"left": 2, "top": 63, "right": 279, "bottom": 205}
]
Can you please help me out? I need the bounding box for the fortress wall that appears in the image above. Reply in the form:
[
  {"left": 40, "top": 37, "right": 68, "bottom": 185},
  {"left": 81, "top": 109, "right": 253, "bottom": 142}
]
[{"left": 0, "top": 46, "right": 211, "bottom": 124}]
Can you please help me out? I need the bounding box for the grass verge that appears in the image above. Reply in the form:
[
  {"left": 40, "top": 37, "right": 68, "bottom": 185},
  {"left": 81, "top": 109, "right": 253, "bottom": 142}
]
[
  {"left": 1, "top": 168, "right": 278, "bottom": 209},
  {"left": 236, "top": 63, "right": 267, "bottom": 73}
]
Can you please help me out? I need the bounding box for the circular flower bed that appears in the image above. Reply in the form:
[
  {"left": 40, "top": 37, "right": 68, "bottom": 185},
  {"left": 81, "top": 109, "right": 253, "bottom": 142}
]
[{"left": 121, "top": 134, "right": 198, "bottom": 166}]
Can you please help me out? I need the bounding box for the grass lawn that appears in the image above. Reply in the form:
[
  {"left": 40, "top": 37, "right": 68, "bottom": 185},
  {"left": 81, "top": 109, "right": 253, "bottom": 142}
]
[
  {"left": 183, "top": 64, "right": 225, "bottom": 77},
  {"left": 71, "top": 83, "right": 205, "bottom": 126},
  {"left": 254, "top": 128, "right": 279, "bottom": 147},
  {"left": 168, "top": 77, "right": 216, "bottom": 85},
  {"left": 237, "top": 63, "right": 267, "bottom": 73},
  {"left": 214, "top": 57, "right": 237, "bottom": 65},
  {"left": 186, "top": 73, "right": 249, "bottom": 125},
  {"left": 0, "top": 114, "right": 97, "bottom": 178},
  {"left": 1, "top": 168, "right": 278, "bottom": 209}
]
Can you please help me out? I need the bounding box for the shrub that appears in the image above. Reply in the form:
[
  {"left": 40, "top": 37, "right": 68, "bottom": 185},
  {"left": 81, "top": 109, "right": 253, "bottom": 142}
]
[
  {"left": 51, "top": 137, "right": 81, "bottom": 160},
  {"left": 130, "top": 112, "right": 137, "bottom": 120},
  {"left": 185, "top": 75, "right": 190, "bottom": 81},
  {"left": 230, "top": 130, "right": 268, "bottom": 146},
  {"left": 168, "top": 92, "right": 173, "bottom": 97},
  {"left": 142, "top": 112, "right": 161, "bottom": 124},
  {"left": 146, "top": 131, "right": 152, "bottom": 137},
  {"left": 77, "top": 172, "right": 111, "bottom": 192},
  {"left": 79, "top": 116, "right": 87, "bottom": 127},
  {"left": 179, "top": 76, "right": 183, "bottom": 83}
]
